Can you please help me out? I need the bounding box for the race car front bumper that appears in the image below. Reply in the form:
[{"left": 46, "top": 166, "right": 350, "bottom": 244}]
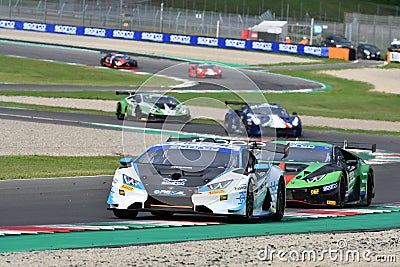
[
  {"left": 145, "top": 113, "right": 190, "bottom": 122},
  {"left": 286, "top": 185, "right": 340, "bottom": 206}
]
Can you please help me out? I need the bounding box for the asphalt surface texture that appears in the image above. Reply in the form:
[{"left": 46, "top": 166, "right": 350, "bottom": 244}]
[{"left": 0, "top": 39, "right": 323, "bottom": 92}]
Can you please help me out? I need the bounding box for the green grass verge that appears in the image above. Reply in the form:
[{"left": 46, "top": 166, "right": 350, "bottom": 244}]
[
  {"left": 257, "top": 57, "right": 348, "bottom": 67},
  {"left": 382, "top": 63, "right": 400, "bottom": 69},
  {"left": 0, "top": 156, "right": 121, "bottom": 180},
  {"left": 0, "top": 55, "right": 179, "bottom": 87}
]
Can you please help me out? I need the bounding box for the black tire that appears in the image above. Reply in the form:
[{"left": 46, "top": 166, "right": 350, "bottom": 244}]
[
  {"left": 100, "top": 58, "right": 105, "bottom": 66},
  {"left": 243, "top": 181, "right": 254, "bottom": 223},
  {"left": 134, "top": 106, "right": 144, "bottom": 121},
  {"left": 116, "top": 104, "right": 125, "bottom": 120},
  {"left": 337, "top": 174, "right": 347, "bottom": 208},
  {"left": 364, "top": 172, "right": 374, "bottom": 207},
  {"left": 150, "top": 211, "right": 174, "bottom": 219},
  {"left": 113, "top": 209, "right": 138, "bottom": 219},
  {"left": 295, "top": 127, "right": 302, "bottom": 137},
  {"left": 271, "top": 177, "right": 285, "bottom": 221}
]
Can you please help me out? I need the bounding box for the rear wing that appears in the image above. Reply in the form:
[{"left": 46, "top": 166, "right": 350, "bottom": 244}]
[
  {"left": 340, "top": 141, "right": 377, "bottom": 153},
  {"left": 250, "top": 142, "right": 290, "bottom": 157},
  {"left": 165, "top": 136, "right": 289, "bottom": 157},
  {"left": 224, "top": 101, "right": 248, "bottom": 106},
  {"left": 100, "top": 50, "right": 131, "bottom": 56},
  {"left": 100, "top": 50, "right": 116, "bottom": 54},
  {"left": 166, "top": 136, "right": 211, "bottom": 142},
  {"left": 116, "top": 91, "right": 135, "bottom": 96}
]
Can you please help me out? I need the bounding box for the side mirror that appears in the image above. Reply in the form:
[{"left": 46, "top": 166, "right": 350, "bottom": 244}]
[
  {"left": 292, "top": 112, "right": 298, "bottom": 115},
  {"left": 254, "top": 163, "right": 271, "bottom": 171},
  {"left": 119, "top": 157, "right": 134, "bottom": 167}
]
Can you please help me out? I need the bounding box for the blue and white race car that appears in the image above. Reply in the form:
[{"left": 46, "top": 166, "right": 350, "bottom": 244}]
[
  {"left": 224, "top": 101, "right": 302, "bottom": 137},
  {"left": 107, "top": 138, "right": 287, "bottom": 222}
]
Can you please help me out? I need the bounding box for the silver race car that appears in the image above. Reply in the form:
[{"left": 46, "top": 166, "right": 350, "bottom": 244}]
[{"left": 107, "top": 138, "right": 288, "bottom": 222}]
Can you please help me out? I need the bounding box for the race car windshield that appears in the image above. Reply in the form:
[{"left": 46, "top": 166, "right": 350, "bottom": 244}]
[
  {"left": 116, "top": 54, "right": 129, "bottom": 59},
  {"left": 200, "top": 64, "right": 218, "bottom": 69},
  {"left": 334, "top": 36, "right": 348, "bottom": 42},
  {"left": 144, "top": 96, "right": 179, "bottom": 106},
  {"left": 362, "top": 44, "right": 377, "bottom": 50},
  {"left": 275, "top": 147, "right": 332, "bottom": 163},
  {"left": 252, "top": 106, "right": 288, "bottom": 116},
  {"left": 136, "top": 148, "right": 239, "bottom": 168}
]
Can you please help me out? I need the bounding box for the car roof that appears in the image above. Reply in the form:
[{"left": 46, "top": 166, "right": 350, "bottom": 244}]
[
  {"left": 358, "top": 43, "right": 378, "bottom": 47},
  {"left": 138, "top": 94, "right": 175, "bottom": 99},
  {"left": 248, "top": 103, "right": 284, "bottom": 109},
  {"left": 273, "top": 140, "right": 333, "bottom": 149},
  {"left": 109, "top": 52, "right": 127, "bottom": 56},
  {"left": 154, "top": 141, "right": 243, "bottom": 152},
  {"left": 199, "top": 63, "right": 216, "bottom": 67}
]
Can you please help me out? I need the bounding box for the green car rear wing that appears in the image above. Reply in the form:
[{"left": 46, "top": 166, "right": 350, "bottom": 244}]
[
  {"left": 340, "top": 141, "right": 376, "bottom": 153},
  {"left": 116, "top": 91, "right": 135, "bottom": 96}
]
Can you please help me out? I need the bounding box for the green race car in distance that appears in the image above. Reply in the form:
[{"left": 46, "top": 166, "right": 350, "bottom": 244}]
[
  {"left": 115, "top": 91, "right": 191, "bottom": 122},
  {"left": 258, "top": 140, "right": 376, "bottom": 208}
]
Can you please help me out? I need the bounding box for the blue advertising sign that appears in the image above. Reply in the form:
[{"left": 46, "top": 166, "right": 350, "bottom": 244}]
[
  {"left": 0, "top": 20, "right": 16, "bottom": 29},
  {"left": 196, "top": 36, "right": 220, "bottom": 47},
  {"left": 303, "top": 45, "right": 328, "bottom": 57},
  {"left": 1, "top": 20, "right": 329, "bottom": 58}
]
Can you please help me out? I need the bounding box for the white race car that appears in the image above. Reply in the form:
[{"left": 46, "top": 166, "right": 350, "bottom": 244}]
[{"left": 107, "top": 138, "right": 287, "bottom": 222}]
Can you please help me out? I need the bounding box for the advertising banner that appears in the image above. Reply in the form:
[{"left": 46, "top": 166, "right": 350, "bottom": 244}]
[{"left": 0, "top": 20, "right": 328, "bottom": 58}]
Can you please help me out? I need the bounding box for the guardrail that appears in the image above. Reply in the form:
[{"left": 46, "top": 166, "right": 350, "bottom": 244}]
[{"left": 0, "top": 19, "right": 329, "bottom": 58}]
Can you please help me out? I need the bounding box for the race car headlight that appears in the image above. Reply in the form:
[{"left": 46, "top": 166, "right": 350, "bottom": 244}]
[
  {"left": 123, "top": 174, "right": 140, "bottom": 185},
  {"left": 305, "top": 174, "right": 325, "bottom": 183},
  {"left": 149, "top": 106, "right": 159, "bottom": 113},
  {"left": 179, "top": 106, "right": 188, "bottom": 114},
  {"left": 364, "top": 50, "right": 370, "bottom": 55},
  {"left": 292, "top": 117, "right": 299, "bottom": 126},
  {"left": 207, "top": 179, "right": 233, "bottom": 190}
]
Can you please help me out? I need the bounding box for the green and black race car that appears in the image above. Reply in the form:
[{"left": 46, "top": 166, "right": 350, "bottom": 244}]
[
  {"left": 115, "top": 91, "right": 190, "bottom": 122},
  {"left": 258, "top": 140, "right": 376, "bottom": 207}
]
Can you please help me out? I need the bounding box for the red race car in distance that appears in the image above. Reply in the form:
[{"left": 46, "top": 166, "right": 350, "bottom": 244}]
[
  {"left": 100, "top": 52, "right": 138, "bottom": 69},
  {"left": 189, "top": 62, "right": 222, "bottom": 78}
]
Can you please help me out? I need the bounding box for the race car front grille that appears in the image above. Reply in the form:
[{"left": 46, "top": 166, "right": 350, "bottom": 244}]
[
  {"left": 128, "top": 202, "right": 142, "bottom": 209},
  {"left": 291, "top": 189, "right": 308, "bottom": 201},
  {"left": 145, "top": 195, "right": 193, "bottom": 208},
  {"left": 286, "top": 189, "right": 293, "bottom": 200},
  {"left": 194, "top": 205, "right": 213, "bottom": 214}
]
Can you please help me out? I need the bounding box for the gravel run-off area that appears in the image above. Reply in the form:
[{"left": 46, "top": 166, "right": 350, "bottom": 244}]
[
  {"left": 0, "top": 29, "right": 399, "bottom": 266},
  {"left": 1, "top": 229, "right": 399, "bottom": 266}
]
